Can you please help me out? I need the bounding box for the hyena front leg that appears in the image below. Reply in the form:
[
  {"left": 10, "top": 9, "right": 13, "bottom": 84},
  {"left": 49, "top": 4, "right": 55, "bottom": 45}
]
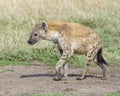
[
  {"left": 54, "top": 50, "right": 72, "bottom": 81},
  {"left": 63, "top": 62, "right": 68, "bottom": 80},
  {"left": 58, "top": 49, "right": 68, "bottom": 80}
]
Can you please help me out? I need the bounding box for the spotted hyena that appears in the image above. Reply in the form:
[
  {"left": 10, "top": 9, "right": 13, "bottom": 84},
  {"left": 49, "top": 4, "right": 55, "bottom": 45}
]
[{"left": 28, "top": 20, "right": 107, "bottom": 81}]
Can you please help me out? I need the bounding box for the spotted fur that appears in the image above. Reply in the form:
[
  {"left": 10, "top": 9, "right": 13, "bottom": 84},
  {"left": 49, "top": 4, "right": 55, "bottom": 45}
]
[{"left": 28, "top": 20, "right": 107, "bottom": 80}]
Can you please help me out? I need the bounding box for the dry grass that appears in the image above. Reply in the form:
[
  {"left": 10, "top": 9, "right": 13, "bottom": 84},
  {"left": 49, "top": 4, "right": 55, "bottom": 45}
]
[{"left": 0, "top": 0, "right": 120, "bottom": 65}]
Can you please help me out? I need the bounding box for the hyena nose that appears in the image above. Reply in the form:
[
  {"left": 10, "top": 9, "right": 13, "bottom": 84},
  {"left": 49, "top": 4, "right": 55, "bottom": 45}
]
[{"left": 27, "top": 40, "right": 31, "bottom": 44}]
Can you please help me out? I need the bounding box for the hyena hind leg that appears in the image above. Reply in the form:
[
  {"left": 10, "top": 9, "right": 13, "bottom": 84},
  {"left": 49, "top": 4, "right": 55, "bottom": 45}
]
[
  {"left": 77, "top": 46, "right": 99, "bottom": 80},
  {"left": 77, "top": 59, "right": 91, "bottom": 80},
  {"left": 94, "top": 48, "right": 108, "bottom": 80}
]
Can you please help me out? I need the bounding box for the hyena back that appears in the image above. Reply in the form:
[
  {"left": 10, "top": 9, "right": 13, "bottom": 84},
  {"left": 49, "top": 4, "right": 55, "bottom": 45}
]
[{"left": 28, "top": 20, "right": 107, "bottom": 81}]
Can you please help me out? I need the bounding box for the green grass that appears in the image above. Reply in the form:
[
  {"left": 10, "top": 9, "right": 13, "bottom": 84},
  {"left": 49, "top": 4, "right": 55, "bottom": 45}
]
[
  {"left": 104, "top": 91, "right": 120, "bottom": 96},
  {"left": 15, "top": 92, "right": 120, "bottom": 96},
  {"left": 0, "top": 44, "right": 86, "bottom": 67}
]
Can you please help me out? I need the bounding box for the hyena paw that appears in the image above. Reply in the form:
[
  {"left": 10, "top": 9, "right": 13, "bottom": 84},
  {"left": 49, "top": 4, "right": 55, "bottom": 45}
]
[
  {"left": 53, "top": 76, "right": 61, "bottom": 81},
  {"left": 62, "top": 77, "right": 68, "bottom": 80},
  {"left": 76, "top": 76, "right": 85, "bottom": 80}
]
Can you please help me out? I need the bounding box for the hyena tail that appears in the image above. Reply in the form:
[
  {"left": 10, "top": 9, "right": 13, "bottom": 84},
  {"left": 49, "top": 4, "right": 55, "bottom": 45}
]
[{"left": 96, "top": 48, "right": 108, "bottom": 65}]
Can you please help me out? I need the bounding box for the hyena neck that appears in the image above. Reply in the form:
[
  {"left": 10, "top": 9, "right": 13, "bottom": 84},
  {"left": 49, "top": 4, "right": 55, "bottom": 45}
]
[
  {"left": 45, "top": 22, "right": 62, "bottom": 43},
  {"left": 44, "top": 30, "right": 59, "bottom": 43}
]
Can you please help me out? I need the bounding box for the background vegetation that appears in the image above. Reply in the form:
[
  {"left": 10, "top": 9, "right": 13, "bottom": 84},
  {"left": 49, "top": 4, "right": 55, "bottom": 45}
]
[{"left": 0, "top": 0, "right": 120, "bottom": 66}]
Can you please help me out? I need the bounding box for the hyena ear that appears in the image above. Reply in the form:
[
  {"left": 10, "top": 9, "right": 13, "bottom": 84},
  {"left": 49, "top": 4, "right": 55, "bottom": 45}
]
[
  {"left": 31, "top": 19, "right": 36, "bottom": 26},
  {"left": 41, "top": 21, "right": 48, "bottom": 31}
]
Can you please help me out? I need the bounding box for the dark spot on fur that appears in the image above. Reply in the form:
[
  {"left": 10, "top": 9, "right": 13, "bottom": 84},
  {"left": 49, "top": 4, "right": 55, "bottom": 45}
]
[{"left": 88, "top": 55, "right": 91, "bottom": 58}]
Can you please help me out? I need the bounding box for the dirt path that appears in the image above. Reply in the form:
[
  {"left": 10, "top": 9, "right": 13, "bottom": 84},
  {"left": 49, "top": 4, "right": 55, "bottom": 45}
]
[{"left": 0, "top": 63, "right": 120, "bottom": 96}]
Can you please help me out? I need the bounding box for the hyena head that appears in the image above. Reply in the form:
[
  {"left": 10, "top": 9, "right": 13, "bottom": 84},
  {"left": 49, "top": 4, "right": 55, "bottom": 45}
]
[{"left": 28, "top": 21, "right": 48, "bottom": 45}]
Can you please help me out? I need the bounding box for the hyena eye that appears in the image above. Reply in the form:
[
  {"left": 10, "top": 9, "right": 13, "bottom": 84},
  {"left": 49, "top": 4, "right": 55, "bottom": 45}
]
[{"left": 34, "top": 34, "right": 38, "bottom": 36}]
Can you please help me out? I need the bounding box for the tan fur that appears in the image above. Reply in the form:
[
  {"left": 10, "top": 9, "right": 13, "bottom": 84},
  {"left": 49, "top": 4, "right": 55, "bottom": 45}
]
[
  {"left": 47, "top": 21, "right": 102, "bottom": 53},
  {"left": 28, "top": 20, "right": 107, "bottom": 80}
]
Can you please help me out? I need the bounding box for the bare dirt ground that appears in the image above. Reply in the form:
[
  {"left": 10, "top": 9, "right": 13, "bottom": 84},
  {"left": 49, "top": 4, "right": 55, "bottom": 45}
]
[{"left": 0, "top": 62, "right": 120, "bottom": 96}]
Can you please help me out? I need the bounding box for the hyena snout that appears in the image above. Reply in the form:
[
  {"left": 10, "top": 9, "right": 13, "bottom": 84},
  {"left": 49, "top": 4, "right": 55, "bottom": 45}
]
[
  {"left": 27, "top": 37, "right": 37, "bottom": 45},
  {"left": 27, "top": 40, "right": 32, "bottom": 45}
]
